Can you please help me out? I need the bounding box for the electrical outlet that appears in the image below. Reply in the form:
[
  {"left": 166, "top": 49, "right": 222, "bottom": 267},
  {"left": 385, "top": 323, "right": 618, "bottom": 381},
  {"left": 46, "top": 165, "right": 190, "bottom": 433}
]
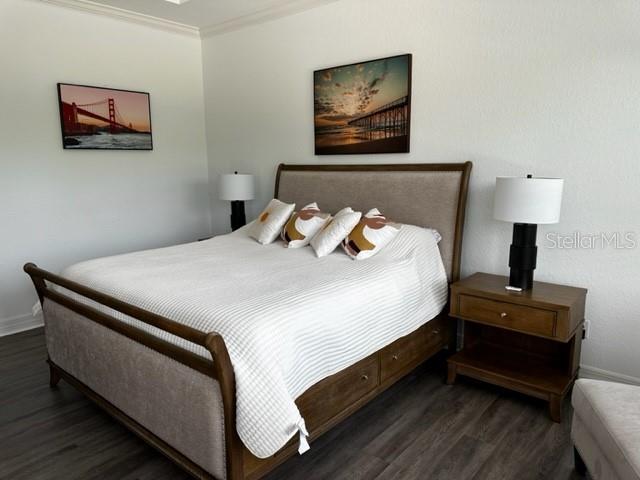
[
  {"left": 583, "top": 320, "right": 590, "bottom": 339},
  {"left": 32, "top": 302, "right": 42, "bottom": 317}
]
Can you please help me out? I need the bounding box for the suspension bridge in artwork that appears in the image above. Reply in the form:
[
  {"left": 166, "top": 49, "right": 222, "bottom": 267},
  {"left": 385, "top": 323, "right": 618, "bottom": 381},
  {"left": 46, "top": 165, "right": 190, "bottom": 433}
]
[{"left": 60, "top": 99, "right": 141, "bottom": 135}]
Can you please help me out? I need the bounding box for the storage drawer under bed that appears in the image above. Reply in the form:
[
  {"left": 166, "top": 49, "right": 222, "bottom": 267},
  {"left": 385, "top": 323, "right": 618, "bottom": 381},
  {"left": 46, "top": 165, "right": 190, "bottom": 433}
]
[
  {"left": 296, "top": 355, "right": 379, "bottom": 431},
  {"left": 380, "top": 316, "right": 449, "bottom": 383}
]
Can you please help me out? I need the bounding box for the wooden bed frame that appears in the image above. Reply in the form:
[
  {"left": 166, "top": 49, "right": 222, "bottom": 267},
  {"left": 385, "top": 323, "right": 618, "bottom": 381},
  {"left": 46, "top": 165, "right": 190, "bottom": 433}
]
[{"left": 24, "top": 162, "right": 472, "bottom": 480}]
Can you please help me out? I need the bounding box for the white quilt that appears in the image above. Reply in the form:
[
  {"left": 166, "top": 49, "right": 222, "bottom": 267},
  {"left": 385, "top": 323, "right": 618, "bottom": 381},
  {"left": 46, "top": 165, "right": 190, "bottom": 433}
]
[{"left": 58, "top": 224, "right": 448, "bottom": 459}]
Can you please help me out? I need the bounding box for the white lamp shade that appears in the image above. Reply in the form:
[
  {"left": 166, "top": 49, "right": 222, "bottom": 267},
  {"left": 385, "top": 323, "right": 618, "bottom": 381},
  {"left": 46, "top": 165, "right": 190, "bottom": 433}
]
[
  {"left": 494, "top": 176, "right": 564, "bottom": 224},
  {"left": 218, "top": 173, "right": 255, "bottom": 201}
]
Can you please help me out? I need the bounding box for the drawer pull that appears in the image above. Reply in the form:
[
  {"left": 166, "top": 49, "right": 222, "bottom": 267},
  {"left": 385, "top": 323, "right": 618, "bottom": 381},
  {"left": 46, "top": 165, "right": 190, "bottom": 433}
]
[
  {"left": 361, "top": 374, "right": 369, "bottom": 381},
  {"left": 392, "top": 354, "right": 399, "bottom": 361},
  {"left": 432, "top": 329, "right": 441, "bottom": 335},
  {"left": 500, "top": 312, "right": 508, "bottom": 318}
]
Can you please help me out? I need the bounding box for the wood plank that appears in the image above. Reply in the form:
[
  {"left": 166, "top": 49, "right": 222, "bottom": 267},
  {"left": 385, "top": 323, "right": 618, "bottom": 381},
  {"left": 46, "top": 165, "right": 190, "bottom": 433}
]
[{"left": 372, "top": 382, "right": 496, "bottom": 479}]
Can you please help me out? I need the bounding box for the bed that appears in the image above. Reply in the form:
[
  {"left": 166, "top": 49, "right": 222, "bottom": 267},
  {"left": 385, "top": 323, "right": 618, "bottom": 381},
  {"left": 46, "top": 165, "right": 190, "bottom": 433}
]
[{"left": 24, "top": 162, "right": 472, "bottom": 480}]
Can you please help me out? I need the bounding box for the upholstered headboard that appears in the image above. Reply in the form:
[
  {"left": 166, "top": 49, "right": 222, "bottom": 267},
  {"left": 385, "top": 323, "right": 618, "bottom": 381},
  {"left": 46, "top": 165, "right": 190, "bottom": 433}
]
[{"left": 275, "top": 163, "right": 472, "bottom": 282}]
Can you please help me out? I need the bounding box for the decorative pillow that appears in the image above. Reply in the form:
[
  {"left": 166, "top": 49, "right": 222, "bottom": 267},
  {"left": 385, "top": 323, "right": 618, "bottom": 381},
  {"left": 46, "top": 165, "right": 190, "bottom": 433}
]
[
  {"left": 310, "top": 207, "right": 362, "bottom": 258},
  {"left": 281, "top": 202, "right": 331, "bottom": 248},
  {"left": 250, "top": 199, "right": 295, "bottom": 245},
  {"left": 342, "top": 208, "right": 401, "bottom": 260}
]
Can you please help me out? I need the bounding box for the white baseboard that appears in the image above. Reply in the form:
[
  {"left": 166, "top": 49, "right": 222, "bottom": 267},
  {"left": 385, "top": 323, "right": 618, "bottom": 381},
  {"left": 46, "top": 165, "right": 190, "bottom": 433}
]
[
  {"left": 580, "top": 365, "right": 640, "bottom": 386},
  {"left": 0, "top": 313, "right": 44, "bottom": 337}
]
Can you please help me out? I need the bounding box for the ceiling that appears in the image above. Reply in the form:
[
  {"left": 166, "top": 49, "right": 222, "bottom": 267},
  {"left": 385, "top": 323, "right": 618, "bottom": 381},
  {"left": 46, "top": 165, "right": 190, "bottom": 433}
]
[{"left": 44, "top": 0, "right": 338, "bottom": 36}]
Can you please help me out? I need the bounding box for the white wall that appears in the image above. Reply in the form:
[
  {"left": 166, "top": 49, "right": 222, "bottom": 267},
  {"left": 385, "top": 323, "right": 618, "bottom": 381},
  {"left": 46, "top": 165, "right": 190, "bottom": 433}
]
[
  {"left": 202, "top": 0, "right": 640, "bottom": 380},
  {"left": 0, "top": 0, "right": 210, "bottom": 332}
]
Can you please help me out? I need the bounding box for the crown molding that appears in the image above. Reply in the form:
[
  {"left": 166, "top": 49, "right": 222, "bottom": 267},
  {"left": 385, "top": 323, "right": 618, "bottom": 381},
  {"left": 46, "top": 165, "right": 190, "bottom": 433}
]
[
  {"left": 40, "top": 0, "right": 338, "bottom": 39},
  {"left": 40, "top": 0, "right": 200, "bottom": 37},
  {"left": 200, "top": 0, "right": 338, "bottom": 37}
]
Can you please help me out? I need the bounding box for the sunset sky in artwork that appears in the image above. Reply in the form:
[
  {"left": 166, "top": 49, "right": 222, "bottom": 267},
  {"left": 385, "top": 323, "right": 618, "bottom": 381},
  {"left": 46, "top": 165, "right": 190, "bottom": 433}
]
[
  {"left": 314, "top": 55, "right": 409, "bottom": 128},
  {"left": 59, "top": 84, "right": 151, "bottom": 132}
]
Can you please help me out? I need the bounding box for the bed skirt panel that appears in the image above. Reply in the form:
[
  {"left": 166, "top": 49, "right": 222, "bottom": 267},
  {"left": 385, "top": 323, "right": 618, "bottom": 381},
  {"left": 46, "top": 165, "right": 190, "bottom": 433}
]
[{"left": 43, "top": 299, "right": 227, "bottom": 480}]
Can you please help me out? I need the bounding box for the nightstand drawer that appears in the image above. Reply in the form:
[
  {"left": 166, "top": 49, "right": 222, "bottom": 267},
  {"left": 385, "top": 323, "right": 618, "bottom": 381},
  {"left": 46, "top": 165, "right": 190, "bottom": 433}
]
[{"left": 458, "top": 294, "right": 556, "bottom": 337}]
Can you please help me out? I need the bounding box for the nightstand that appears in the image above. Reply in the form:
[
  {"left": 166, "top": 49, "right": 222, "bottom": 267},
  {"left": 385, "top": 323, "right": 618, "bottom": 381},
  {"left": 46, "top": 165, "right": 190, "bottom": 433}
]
[{"left": 447, "top": 272, "right": 587, "bottom": 422}]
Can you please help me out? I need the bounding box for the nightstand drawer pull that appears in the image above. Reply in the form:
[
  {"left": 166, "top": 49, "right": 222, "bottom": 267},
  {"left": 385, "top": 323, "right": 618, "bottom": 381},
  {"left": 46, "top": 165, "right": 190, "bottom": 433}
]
[
  {"left": 392, "top": 354, "right": 399, "bottom": 361},
  {"left": 361, "top": 374, "right": 369, "bottom": 381},
  {"left": 500, "top": 312, "right": 508, "bottom": 318}
]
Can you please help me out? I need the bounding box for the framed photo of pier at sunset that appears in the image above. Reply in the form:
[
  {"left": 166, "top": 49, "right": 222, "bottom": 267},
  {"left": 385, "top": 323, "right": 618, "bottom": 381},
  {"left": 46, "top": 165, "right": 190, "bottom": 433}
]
[
  {"left": 314, "top": 54, "right": 411, "bottom": 155},
  {"left": 57, "top": 83, "right": 153, "bottom": 150}
]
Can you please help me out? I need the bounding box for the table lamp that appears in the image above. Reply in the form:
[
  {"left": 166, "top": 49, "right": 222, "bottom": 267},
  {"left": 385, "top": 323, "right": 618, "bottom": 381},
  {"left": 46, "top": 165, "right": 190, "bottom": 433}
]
[
  {"left": 494, "top": 175, "right": 564, "bottom": 291},
  {"left": 219, "top": 172, "right": 255, "bottom": 231}
]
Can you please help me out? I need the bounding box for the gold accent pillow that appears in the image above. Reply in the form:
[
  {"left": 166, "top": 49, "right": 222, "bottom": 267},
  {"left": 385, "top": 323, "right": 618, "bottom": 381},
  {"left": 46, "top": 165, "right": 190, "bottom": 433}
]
[
  {"left": 310, "top": 207, "right": 362, "bottom": 258},
  {"left": 250, "top": 199, "right": 295, "bottom": 245},
  {"left": 281, "top": 202, "right": 331, "bottom": 248},
  {"left": 342, "top": 208, "right": 401, "bottom": 260}
]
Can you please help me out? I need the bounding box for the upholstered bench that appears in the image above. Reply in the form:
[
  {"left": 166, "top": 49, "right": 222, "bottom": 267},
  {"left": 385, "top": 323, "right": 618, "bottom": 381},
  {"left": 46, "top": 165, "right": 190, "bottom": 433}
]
[{"left": 572, "top": 379, "right": 640, "bottom": 480}]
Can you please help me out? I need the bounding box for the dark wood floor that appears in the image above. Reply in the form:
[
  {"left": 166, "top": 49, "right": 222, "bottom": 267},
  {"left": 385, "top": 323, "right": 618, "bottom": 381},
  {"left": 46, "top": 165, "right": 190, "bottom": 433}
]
[{"left": 0, "top": 328, "right": 586, "bottom": 480}]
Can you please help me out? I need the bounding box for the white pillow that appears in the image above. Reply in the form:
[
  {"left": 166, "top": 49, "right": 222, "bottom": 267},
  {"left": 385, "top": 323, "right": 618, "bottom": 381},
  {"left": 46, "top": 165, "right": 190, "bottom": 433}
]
[
  {"left": 310, "top": 207, "right": 362, "bottom": 257},
  {"left": 342, "top": 208, "right": 401, "bottom": 260},
  {"left": 281, "top": 202, "right": 331, "bottom": 248},
  {"left": 250, "top": 199, "right": 295, "bottom": 245}
]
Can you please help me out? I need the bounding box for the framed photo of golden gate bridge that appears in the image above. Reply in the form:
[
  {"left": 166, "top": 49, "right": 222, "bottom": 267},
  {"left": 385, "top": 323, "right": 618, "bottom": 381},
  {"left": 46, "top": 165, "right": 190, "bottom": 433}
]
[
  {"left": 314, "top": 54, "right": 411, "bottom": 155},
  {"left": 57, "top": 83, "right": 153, "bottom": 150}
]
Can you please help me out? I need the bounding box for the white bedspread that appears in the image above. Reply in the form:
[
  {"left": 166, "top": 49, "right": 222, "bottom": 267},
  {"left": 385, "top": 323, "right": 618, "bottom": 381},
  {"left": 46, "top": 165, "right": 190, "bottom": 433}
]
[{"left": 58, "top": 224, "right": 448, "bottom": 458}]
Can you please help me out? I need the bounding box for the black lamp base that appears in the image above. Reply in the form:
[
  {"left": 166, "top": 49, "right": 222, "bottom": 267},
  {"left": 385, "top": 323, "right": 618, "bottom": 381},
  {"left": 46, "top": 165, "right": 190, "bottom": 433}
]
[
  {"left": 230, "top": 200, "right": 246, "bottom": 231},
  {"left": 508, "top": 223, "right": 538, "bottom": 290}
]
